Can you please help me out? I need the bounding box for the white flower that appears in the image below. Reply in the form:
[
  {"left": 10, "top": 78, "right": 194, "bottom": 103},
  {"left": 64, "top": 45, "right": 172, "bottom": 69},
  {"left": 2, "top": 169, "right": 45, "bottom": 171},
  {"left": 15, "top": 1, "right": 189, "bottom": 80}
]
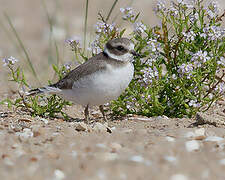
[
  {"left": 177, "top": 0, "right": 195, "bottom": 8},
  {"left": 88, "top": 35, "right": 102, "bottom": 54},
  {"left": 189, "top": 100, "right": 200, "bottom": 108},
  {"left": 206, "top": 1, "right": 219, "bottom": 19},
  {"left": 217, "top": 57, "right": 225, "bottom": 66},
  {"left": 65, "top": 36, "right": 82, "bottom": 50},
  {"left": 63, "top": 62, "right": 72, "bottom": 71},
  {"left": 191, "top": 50, "right": 210, "bottom": 63},
  {"left": 133, "top": 22, "right": 147, "bottom": 34},
  {"left": 141, "top": 66, "right": 159, "bottom": 84},
  {"left": 95, "top": 22, "right": 118, "bottom": 34},
  {"left": 178, "top": 63, "right": 194, "bottom": 78},
  {"left": 182, "top": 30, "right": 196, "bottom": 42},
  {"left": 2, "top": 56, "right": 19, "bottom": 66},
  {"left": 215, "top": 82, "right": 225, "bottom": 94},
  {"left": 120, "top": 7, "right": 135, "bottom": 20}
]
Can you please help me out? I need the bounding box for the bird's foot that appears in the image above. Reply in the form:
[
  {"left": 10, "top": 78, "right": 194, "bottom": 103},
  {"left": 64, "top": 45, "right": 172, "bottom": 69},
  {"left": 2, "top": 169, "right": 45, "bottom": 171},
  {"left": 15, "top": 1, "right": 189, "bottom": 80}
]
[{"left": 99, "top": 105, "right": 108, "bottom": 123}]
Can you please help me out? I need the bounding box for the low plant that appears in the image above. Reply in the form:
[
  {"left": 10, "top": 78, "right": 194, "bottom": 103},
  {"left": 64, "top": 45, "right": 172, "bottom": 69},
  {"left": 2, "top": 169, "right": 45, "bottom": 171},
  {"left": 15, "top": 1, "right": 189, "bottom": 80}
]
[
  {"left": 1, "top": 57, "right": 72, "bottom": 118},
  {"left": 1, "top": 0, "right": 225, "bottom": 119},
  {"left": 87, "top": 0, "right": 225, "bottom": 118}
]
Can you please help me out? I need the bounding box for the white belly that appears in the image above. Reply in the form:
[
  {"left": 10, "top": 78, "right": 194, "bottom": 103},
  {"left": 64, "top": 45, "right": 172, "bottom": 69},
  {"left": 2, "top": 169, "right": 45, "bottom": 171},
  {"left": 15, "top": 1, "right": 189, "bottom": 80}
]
[{"left": 59, "top": 62, "right": 134, "bottom": 106}]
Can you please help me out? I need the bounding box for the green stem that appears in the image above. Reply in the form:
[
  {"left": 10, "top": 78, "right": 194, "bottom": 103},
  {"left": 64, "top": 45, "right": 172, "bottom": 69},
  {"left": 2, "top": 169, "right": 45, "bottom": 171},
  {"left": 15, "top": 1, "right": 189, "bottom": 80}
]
[
  {"left": 106, "top": 0, "right": 119, "bottom": 22},
  {"left": 84, "top": 0, "right": 89, "bottom": 50},
  {"left": 4, "top": 13, "right": 40, "bottom": 85}
]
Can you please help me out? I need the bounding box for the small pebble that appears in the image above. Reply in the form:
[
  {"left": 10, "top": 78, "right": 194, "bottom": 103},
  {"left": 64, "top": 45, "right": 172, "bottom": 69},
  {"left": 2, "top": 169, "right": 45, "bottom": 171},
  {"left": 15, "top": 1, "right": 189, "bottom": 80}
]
[
  {"left": 130, "top": 155, "right": 144, "bottom": 163},
  {"left": 204, "top": 136, "right": 224, "bottom": 142},
  {"left": 40, "top": 118, "right": 48, "bottom": 124},
  {"left": 129, "top": 117, "right": 153, "bottom": 121},
  {"left": 164, "top": 156, "right": 177, "bottom": 163},
  {"left": 101, "top": 152, "right": 118, "bottom": 161},
  {"left": 119, "top": 173, "right": 127, "bottom": 180},
  {"left": 194, "top": 128, "right": 206, "bottom": 140},
  {"left": 71, "top": 151, "right": 78, "bottom": 158},
  {"left": 16, "top": 128, "right": 33, "bottom": 141},
  {"left": 170, "top": 174, "right": 188, "bottom": 180},
  {"left": 97, "top": 169, "right": 106, "bottom": 180},
  {"left": 110, "top": 127, "right": 116, "bottom": 131},
  {"left": 3, "top": 158, "right": 14, "bottom": 166},
  {"left": 54, "top": 169, "right": 65, "bottom": 180},
  {"left": 219, "top": 159, "right": 225, "bottom": 165},
  {"left": 165, "top": 136, "right": 175, "bottom": 142},
  {"left": 109, "top": 142, "right": 122, "bottom": 152},
  {"left": 122, "top": 129, "right": 133, "bottom": 134},
  {"left": 75, "top": 122, "right": 88, "bottom": 131},
  {"left": 92, "top": 122, "right": 108, "bottom": 133},
  {"left": 185, "top": 128, "right": 206, "bottom": 140},
  {"left": 201, "top": 170, "right": 210, "bottom": 179},
  {"left": 185, "top": 140, "right": 200, "bottom": 152},
  {"left": 185, "top": 132, "right": 195, "bottom": 138},
  {"left": 96, "top": 143, "right": 107, "bottom": 149}
]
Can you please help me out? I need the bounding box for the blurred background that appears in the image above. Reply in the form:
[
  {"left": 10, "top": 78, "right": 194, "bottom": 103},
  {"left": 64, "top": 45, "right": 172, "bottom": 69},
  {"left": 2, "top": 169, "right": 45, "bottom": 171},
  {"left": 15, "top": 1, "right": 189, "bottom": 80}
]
[{"left": 0, "top": 0, "right": 224, "bottom": 95}]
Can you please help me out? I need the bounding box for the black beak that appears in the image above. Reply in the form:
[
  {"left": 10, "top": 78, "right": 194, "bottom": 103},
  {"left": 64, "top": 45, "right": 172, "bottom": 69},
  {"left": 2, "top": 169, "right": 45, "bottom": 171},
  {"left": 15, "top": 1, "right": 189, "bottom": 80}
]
[{"left": 130, "top": 50, "right": 141, "bottom": 57}]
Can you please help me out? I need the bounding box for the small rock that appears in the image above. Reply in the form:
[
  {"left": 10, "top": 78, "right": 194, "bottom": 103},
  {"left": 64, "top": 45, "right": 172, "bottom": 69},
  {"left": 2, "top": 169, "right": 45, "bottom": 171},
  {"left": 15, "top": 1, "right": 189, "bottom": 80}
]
[
  {"left": 75, "top": 122, "right": 88, "bottom": 131},
  {"left": 16, "top": 128, "right": 33, "bottom": 141},
  {"left": 165, "top": 136, "right": 175, "bottom": 142},
  {"left": 3, "top": 157, "right": 14, "bottom": 166},
  {"left": 101, "top": 152, "right": 118, "bottom": 161},
  {"left": 164, "top": 156, "right": 177, "bottom": 163},
  {"left": 119, "top": 173, "right": 127, "bottom": 180},
  {"left": 109, "top": 142, "right": 122, "bottom": 153},
  {"left": 0, "top": 112, "right": 8, "bottom": 118},
  {"left": 219, "top": 159, "right": 225, "bottom": 165},
  {"left": 201, "top": 170, "right": 210, "bottom": 179},
  {"left": 129, "top": 117, "right": 153, "bottom": 121},
  {"left": 48, "top": 152, "right": 59, "bottom": 159},
  {"left": 40, "top": 118, "right": 48, "bottom": 124},
  {"left": 194, "top": 128, "right": 206, "bottom": 140},
  {"left": 185, "top": 128, "right": 206, "bottom": 140},
  {"left": 185, "top": 140, "right": 200, "bottom": 152},
  {"left": 170, "top": 174, "right": 188, "bottom": 180},
  {"left": 96, "top": 143, "right": 107, "bottom": 149},
  {"left": 92, "top": 122, "right": 110, "bottom": 133},
  {"left": 110, "top": 126, "right": 116, "bottom": 132},
  {"left": 129, "top": 155, "right": 144, "bottom": 163},
  {"left": 97, "top": 169, "right": 106, "bottom": 180},
  {"left": 121, "top": 129, "right": 133, "bottom": 134},
  {"left": 54, "top": 169, "right": 65, "bottom": 180},
  {"left": 185, "top": 132, "right": 195, "bottom": 138},
  {"left": 129, "top": 155, "right": 151, "bottom": 166},
  {"left": 71, "top": 151, "right": 78, "bottom": 158},
  {"left": 204, "top": 136, "right": 224, "bottom": 142}
]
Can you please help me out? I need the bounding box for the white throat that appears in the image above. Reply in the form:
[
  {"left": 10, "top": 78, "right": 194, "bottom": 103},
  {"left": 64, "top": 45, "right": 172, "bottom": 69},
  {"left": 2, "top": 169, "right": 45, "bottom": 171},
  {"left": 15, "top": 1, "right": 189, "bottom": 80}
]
[{"left": 104, "top": 48, "right": 133, "bottom": 62}]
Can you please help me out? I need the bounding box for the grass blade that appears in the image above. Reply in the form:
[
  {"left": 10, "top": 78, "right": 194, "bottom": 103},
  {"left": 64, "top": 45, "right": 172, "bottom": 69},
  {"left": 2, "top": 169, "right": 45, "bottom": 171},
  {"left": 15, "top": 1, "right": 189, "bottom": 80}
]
[
  {"left": 4, "top": 13, "right": 40, "bottom": 84},
  {"left": 84, "top": 0, "right": 89, "bottom": 50},
  {"left": 41, "top": 0, "right": 53, "bottom": 32},
  {"left": 106, "top": 0, "right": 119, "bottom": 22},
  {"left": 0, "top": 19, "right": 21, "bottom": 53}
]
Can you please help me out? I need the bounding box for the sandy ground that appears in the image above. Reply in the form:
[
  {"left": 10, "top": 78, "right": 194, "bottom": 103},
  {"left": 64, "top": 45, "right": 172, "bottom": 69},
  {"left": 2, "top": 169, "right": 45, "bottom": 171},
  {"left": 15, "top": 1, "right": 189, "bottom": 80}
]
[{"left": 0, "top": 0, "right": 225, "bottom": 180}]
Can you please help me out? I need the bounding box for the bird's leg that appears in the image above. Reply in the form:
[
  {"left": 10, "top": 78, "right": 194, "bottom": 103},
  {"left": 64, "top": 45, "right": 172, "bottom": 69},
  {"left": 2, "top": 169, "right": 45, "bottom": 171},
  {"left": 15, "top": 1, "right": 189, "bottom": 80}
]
[
  {"left": 84, "top": 105, "right": 89, "bottom": 123},
  {"left": 99, "top": 105, "right": 107, "bottom": 122}
]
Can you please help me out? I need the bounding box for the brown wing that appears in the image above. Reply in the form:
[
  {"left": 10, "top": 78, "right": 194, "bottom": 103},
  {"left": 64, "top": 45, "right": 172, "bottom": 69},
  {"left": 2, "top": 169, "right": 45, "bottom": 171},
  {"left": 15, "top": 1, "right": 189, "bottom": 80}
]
[{"left": 52, "top": 53, "right": 107, "bottom": 89}]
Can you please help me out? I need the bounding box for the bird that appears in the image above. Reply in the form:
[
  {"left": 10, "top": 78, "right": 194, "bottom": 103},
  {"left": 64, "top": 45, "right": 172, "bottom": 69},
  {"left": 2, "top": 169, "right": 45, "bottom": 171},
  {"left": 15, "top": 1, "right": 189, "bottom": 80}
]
[{"left": 27, "top": 38, "right": 139, "bottom": 122}]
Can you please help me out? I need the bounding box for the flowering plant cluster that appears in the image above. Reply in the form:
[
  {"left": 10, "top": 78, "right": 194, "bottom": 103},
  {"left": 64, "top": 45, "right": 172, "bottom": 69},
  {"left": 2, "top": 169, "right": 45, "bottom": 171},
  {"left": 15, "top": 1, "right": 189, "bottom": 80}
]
[
  {"left": 1, "top": 57, "right": 71, "bottom": 118},
  {"left": 2, "top": 0, "right": 225, "bottom": 119},
  {"left": 109, "top": 0, "right": 225, "bottom": 117}
]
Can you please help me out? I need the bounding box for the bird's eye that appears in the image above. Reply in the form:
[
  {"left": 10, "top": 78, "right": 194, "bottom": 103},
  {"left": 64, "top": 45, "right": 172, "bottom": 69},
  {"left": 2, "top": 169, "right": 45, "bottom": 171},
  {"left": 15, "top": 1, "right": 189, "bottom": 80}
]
[{"left": 116, "top": 45, "right": 125, "bottom": 51}]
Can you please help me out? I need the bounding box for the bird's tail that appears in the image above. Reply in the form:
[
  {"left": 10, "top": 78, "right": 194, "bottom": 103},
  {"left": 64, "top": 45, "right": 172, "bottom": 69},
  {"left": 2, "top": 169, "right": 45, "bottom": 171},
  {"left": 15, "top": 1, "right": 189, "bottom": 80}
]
[{"left": 26, "top": 86, "right": 61, "bottom": 96}]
